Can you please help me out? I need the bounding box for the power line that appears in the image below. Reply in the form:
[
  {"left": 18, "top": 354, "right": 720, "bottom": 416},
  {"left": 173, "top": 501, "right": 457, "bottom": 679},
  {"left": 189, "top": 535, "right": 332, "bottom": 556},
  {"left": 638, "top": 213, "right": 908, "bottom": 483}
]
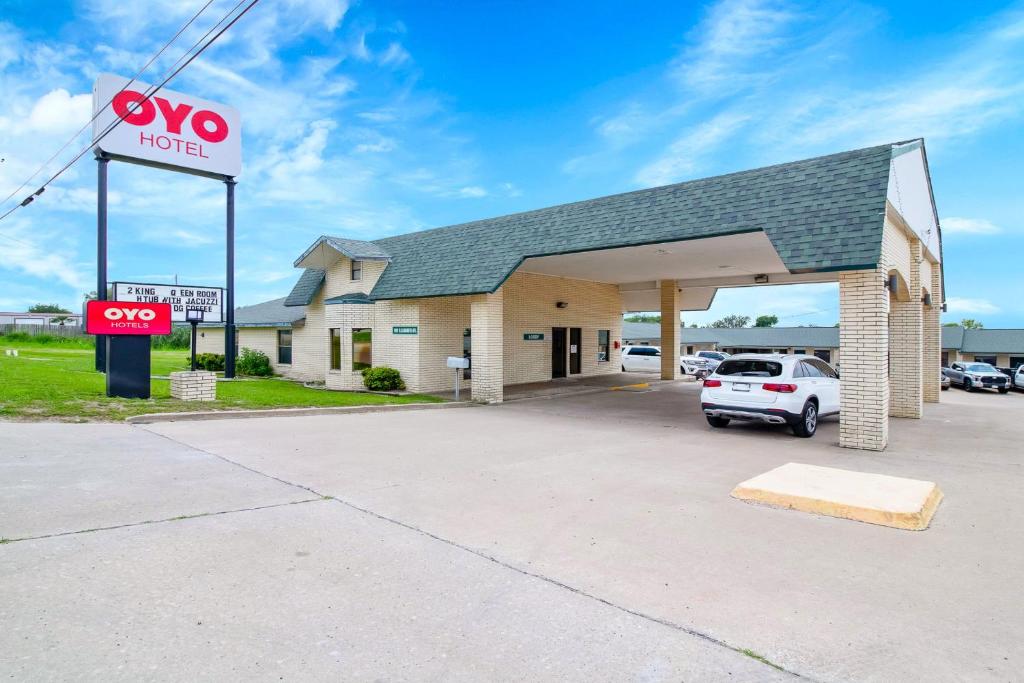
[
  {"left": 0, "top": 0, "right": 217, "bottom": 212},
  {"left": 0, "top": 0, "right": 259, "bottom": 227}
]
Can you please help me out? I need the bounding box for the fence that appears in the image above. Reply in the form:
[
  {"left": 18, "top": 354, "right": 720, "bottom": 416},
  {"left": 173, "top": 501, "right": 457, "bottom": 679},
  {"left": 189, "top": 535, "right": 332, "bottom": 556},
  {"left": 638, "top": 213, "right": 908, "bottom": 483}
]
[{"left": 0, "top": 323, "right": 87, "bottom": 338}]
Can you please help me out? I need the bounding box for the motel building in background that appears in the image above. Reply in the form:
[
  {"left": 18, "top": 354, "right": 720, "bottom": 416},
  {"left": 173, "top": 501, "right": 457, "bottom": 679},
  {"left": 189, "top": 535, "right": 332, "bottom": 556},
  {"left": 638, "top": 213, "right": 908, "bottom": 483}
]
[{"left": 199, "top": 140, "right": 944, "bottom": 451}]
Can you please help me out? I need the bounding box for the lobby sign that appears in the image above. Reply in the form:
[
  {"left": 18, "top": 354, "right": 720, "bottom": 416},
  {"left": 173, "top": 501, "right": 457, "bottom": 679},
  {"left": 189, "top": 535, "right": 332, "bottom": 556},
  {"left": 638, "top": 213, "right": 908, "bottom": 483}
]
[
  {"left": 86, "top": 301, "right": 172, "bottom": 336},
  {"left": 113, "top": 282, "right": 224, "bottom": 323},
  {"left": 392, "top": 326, "right": 419, "bottom": 335},
  {"left": 93, "top": 73, "right": 241, "bottom": 177},
  {"left": 523, "top": 333, "right": 545, "bottom": 341}
]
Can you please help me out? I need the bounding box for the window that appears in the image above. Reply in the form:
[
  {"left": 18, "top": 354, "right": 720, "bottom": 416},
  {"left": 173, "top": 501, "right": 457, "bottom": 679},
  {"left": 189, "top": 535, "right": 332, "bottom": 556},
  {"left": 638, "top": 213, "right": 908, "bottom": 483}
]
[
  {"left": 352, "top": 328, "right": 372, "bottom": 370},
  {"left": 813, "top": 349, "right": 832, "bottom": 363},
  {"left": 973, "top": 355, "right": 997, "bottom": 366},
  {"left": 717, "top": 359, "right": 782, "bottom": 377},
  {"left": 463, "top": 328, "right": 472, "bottom": 379},
  {"left": 597, "top": 330, "right": 610, "bottom": 362},
  {"left": 1010, "top": 356, "right": 1024, "bottom": 369},
  {"left": 941, "top": 351, "right": 950, "bottom": 367},
  {"left": 794, "top": 349, "right": 806, "bottom": 355},
  {"left": 810, "top": 359, "right": 838, "bottom": 378},
  {"left": 351, "top": 259, "right": 362, "bottom": 281},
  {"left": 330, "top": 328, "right": 341, "bottom": 370},
  {"left": 686, "top": 345, "right": 694, "bottom": 355},
  {"left": 798, "top": 361, "right": 822, "bottom": 377},
  {"left": 277, "top": 330, "right": 292, "bottom": 365},
  {"left": 629, "top": 347, "right": 659, "bottom": 356}
]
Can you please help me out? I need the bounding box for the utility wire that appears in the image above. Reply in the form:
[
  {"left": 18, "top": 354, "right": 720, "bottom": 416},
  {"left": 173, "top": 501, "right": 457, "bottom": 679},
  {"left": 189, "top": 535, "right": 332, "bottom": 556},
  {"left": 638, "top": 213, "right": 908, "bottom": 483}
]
[
  {"left": 0, "top": 0, "right": 259, "bottom": 227},
  {"left": 0, "top": 0, "right": 217, "bottom": 212}
]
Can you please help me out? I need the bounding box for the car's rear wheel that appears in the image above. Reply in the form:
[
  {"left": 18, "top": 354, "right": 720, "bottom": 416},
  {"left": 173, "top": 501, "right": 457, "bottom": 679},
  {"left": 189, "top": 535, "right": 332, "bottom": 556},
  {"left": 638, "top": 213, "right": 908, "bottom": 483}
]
[
  {"left": 706, "top": 416, "right": 730, "bottom": 428},
  {"left": 963, "top": 378, "right": 973, "bottom": 391},
  {"left": 791, "top": 401, "right": 817, "bottom": 438}
]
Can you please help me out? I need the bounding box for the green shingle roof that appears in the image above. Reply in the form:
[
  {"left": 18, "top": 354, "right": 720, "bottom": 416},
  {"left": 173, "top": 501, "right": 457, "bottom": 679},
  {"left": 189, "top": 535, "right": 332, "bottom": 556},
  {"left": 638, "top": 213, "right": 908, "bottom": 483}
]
[
  {"left": 294, "top": 236, "right": 391, "bottom": 266},
  {"left": 959, "top": 329, "right": 1024, "bottom": 354},
  {"left": 284, "top": 268, "right": 325, "bottom": 307},
  {"left": 623, "top": 323, "right": 840, "bottom": 348},
  {"left": 324, "top": 292, "right": 374, "bottom": 305},
  {"left": 365, "top": 143, "right": 897, "bottom": 301}
]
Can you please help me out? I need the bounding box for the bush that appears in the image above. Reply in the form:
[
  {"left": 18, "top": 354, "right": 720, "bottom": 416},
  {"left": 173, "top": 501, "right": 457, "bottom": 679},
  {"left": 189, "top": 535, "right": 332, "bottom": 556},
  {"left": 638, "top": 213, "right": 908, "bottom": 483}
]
[
  {"left": 361, "top": 366, "right": 405, "bottom": 391},
  {"left": 0, "top": 332, "right": 93, "bottom": 348},
  {"left": 236, "top": 347, "right": 273, "bottom": 376},
  {"left": 194, "top": 352, "right": 225, "bottom": 371}
]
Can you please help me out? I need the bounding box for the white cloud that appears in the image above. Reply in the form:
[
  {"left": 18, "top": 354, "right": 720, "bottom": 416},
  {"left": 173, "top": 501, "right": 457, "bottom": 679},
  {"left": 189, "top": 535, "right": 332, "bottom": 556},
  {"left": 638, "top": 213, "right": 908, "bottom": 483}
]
[
  {"left": 941, "top": 217, "right": 1001, "bottom": 235},
  {"left": 945, "top": 297, "right": 1000, "bottom": 314},
  {"left": 634, "top": 112, "right": 750, "bottom": 186},
  {"left": 0, "top": 218, "right": 89, "bottom": 291},
  {"left": 28, "top": 89, "right": 91, "bottom": 134},
  {"left": 457, "top": 186, "right": 487, "bottom": 198}
]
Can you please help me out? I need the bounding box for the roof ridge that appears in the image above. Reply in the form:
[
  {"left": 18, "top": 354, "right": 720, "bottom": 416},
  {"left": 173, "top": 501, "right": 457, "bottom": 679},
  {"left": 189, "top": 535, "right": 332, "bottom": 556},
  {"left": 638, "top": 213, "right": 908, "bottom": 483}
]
[{"left": 373, "top": 142, "right": 897, "bottom": 245}]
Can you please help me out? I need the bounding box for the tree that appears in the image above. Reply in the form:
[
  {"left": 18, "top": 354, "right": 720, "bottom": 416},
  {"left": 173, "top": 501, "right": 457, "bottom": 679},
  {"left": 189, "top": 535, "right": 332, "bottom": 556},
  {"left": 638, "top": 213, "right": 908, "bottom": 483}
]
[
  {"left": 28, "top": 303, "right": 70, "bottom": 313},
  {"left": 959, "top": 319, "right": 984, "bottom": 329},
  {"left": 754, "top": 314, "right": 778, "bottom": 328},
  {"left": 624, "top": 313, "right": 661, "bottom": 323},
  {"left": 709, "top": 315, "right": 750, "bottom": 328}
]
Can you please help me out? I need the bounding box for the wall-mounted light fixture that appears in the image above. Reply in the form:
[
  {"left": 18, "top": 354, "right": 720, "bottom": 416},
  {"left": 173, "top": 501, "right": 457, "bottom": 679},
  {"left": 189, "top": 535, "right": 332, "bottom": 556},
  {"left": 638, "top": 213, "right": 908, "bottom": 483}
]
[
  {"left": 922, "top": 292, "right": 932, "bottom": 306},
  {"left": 884, "top": 273, "right": 899, "bottom": 294},
  {"left": 555, "top": 301, "right": 568, "bottom": 309}
]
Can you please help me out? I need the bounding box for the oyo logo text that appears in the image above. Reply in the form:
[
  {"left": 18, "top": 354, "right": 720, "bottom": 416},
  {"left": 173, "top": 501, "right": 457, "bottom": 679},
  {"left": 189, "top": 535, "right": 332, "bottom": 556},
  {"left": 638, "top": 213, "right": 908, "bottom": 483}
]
[
  {"left": 112, "top": 90, "right": 230, "bottom": 143},
  {"left": 103, "top": 307, "right": 157, "bottom": 322}
]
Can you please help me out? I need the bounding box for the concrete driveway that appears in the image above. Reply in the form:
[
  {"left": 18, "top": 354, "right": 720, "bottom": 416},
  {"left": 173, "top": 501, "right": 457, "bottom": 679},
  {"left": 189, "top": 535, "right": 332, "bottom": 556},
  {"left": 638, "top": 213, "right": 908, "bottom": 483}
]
[{"left": 3, "top": 384, "right": 1022, "bottom": 681}]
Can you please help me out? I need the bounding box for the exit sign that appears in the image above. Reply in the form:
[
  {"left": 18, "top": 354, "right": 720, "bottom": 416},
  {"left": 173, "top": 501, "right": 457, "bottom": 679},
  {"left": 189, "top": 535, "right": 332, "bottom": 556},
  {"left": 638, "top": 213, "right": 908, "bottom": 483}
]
[
  {"left": 523, "top": 333, "right": 544, "bottom": 341},
  {"left": 392, "top": 326, "right": 418, "bottom": 335}
]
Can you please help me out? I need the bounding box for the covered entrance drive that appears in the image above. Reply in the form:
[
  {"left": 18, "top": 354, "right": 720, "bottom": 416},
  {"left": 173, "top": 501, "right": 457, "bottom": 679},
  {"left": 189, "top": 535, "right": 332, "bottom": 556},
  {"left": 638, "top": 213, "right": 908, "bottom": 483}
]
[{"left": 458, "top": 141, "right": 943, "bottom": 451}]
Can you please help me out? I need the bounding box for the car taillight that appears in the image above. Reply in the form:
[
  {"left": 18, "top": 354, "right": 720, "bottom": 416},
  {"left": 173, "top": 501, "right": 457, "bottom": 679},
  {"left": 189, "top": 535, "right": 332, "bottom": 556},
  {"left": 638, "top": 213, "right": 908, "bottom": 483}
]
[
  {"left": 703, "top": 379, "right": 722, "bottom": 387},
  {"left": 763, "top": 383, "right": 798, "bottom": 393}
]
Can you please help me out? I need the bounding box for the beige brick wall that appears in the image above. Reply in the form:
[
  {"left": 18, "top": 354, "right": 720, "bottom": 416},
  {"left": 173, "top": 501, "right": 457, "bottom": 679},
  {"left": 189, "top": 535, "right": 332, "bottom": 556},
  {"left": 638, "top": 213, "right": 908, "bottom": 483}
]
[
  {"left": 838, "top": 268, "right": 890, "bottom": 451},
  {"left": 418, "top": 295, "right": 471, "bottom": 393},
  {"left": 196, "top": 326, "right": 306, "bottom": 379},
  {"left": 923, "top": 262, "right": 942, "bottom": 402},
  {"left": 471, "top": 291, "right": 504, "bottom": 403},
  {"left": 659, "top": 282, "right": 680, "bottom": 380},
  {"left": 501, "top": 271, "right": 622, "bottom": 385},
  {"left": 323, "top": 298, "right": 421, "bottom": 391},
  {"left": 889, "top": 235, "right": 923, "bottom": 418}
]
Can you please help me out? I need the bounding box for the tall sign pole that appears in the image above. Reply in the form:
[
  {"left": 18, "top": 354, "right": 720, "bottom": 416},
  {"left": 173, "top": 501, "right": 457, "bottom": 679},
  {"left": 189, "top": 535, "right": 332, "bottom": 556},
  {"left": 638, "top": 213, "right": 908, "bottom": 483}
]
[
  {"left": 224, "top": 178, "right": 236, "bottom": 378},
  {"left": 95, "top": 154, "right": 109, "bottom": 372}
]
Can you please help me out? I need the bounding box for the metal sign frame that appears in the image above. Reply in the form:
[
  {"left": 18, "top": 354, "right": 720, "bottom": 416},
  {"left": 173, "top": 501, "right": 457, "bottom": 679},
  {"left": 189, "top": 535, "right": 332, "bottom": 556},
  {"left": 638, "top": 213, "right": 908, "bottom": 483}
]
[{"left": 112, "top": 281, "right": 225, "bottom": 323}]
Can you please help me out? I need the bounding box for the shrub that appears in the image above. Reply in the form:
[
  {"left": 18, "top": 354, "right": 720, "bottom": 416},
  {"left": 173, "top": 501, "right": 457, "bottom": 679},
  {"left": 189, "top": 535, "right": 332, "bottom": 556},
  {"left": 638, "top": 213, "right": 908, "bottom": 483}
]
[
  {"left": 236, "top": 347, "right": 273, "bottom": 376},
  {"left": 361, "top": 366, "right": 405, "bottom": 391},
  {"left": 194, "top": 352, "right": 225, "bottom": 371}
]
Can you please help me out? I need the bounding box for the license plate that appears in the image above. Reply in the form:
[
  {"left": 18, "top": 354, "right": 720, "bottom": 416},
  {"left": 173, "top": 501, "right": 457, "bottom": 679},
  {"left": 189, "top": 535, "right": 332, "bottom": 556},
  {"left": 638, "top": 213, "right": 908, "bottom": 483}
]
[{"left": 732, "top": 382, "right": 750, "bottom": 392}]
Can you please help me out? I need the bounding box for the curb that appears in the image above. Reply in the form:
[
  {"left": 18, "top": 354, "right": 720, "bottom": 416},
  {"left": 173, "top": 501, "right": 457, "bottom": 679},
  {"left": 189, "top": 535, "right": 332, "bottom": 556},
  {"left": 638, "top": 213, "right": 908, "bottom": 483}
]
[{"left": 126, "top": 400, "right": 474, "bottom": 424}]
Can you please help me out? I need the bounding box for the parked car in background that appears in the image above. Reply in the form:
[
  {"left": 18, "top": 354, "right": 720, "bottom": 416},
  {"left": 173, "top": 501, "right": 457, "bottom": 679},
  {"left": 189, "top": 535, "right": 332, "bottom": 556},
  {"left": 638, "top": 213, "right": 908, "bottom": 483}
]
[
  {"left": 621, "top": 345, "right": 710, "bottom": 376},
  {"left": 941, "top": 372, "right": 950, "bottom": 390},
  {"left": 680, "top": 355, "right": 709, "bottom": 375},
  {"left": 1013, "top": 366, "right": 1024, "bottom": 391},
  {"left": 696, "top": 350, "right": 730, "bottom": 372},
  {"left": 943, "top": 362, "right": 1009, "bottom": 393},
  {"left": 700, "top": 354, "right": 840, "bottom": 438}
]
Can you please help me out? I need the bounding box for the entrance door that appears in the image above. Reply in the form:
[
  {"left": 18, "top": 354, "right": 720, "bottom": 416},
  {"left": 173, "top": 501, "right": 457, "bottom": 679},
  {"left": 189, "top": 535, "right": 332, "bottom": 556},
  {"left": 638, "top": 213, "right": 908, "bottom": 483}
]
[
  {"left": 551, "top": 327, "right": 567, "bottom": 378},
  {"left": 569, "top": 327, "right": 582, "bottom": 375}
]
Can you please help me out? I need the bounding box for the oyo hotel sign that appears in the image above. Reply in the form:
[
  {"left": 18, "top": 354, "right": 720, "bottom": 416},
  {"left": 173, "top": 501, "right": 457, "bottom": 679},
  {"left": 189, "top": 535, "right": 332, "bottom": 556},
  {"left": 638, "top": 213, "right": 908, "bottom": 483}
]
[
  {"left": 86, "top": 301, "right": 173, "bottom": 336},
  {"left": 93, "top": 73, "right": 241, "bottom": 177}
]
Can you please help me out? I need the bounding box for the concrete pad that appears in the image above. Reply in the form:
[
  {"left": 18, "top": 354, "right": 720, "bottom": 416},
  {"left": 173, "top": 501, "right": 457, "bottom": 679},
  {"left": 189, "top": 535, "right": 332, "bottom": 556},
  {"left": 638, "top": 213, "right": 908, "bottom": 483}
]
[
  {"left": 0, "top": 423, "right": 311, "bottom": 540},
  {"left": 732, "top": 462, "right": 943, "bottom": 530},
  {"left": 0, "top": 499, "right": 787, "bottom": 681},
  {"left": 145, "top": 383, "right": 1024, "bottom": 681}
]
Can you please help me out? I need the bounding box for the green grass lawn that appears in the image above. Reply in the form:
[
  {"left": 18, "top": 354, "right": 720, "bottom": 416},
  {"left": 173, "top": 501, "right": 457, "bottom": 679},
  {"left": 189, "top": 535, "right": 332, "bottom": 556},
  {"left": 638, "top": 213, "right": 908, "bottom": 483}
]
[{"left": 0, "top": 339, "right": 443, "bottom": 422}]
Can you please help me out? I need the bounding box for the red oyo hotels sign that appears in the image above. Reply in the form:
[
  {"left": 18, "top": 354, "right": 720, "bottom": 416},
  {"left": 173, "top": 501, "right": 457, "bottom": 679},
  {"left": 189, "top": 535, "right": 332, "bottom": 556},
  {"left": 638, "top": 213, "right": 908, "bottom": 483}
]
[
  {"left": 93, "top": 73, "right": 241, "bottom": 177},
  {"left": 86, "top": 301, "right": 173, "bottom": 336}
]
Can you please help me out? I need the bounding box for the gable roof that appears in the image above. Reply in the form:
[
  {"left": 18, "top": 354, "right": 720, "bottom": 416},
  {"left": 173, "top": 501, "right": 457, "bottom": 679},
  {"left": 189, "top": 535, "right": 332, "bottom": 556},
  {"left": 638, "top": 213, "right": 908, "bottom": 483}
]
[
  {"left": 294, "top": 236, "right": 391, "bottom": 267},
  {"left": 941, "top": 325, "right": 964, "bottom": 350},
  {"left": 284, "top": 268, "right": 325, "bottom": 307},
  {"left": 362, "top": 143, "right": 898, "bottom": 301}
]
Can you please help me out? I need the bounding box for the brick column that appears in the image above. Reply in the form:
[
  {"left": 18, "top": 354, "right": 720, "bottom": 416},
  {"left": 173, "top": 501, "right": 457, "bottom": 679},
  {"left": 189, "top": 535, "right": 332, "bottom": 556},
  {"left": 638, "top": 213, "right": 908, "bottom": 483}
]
[
  {"left": 470, "top": 290, "right": 503, "bottom": 403},
  {"left": 922, "top": 265, "right": 942, "bottom": 403},
  {"left": 660, "top": 281, "right": 680, "bottom": 380},
  {"left": 839, "top": 269, "right": 889, "bottom": 451},
  {"left": 890, "top": 239, "right": 923, "bottom": 418}
]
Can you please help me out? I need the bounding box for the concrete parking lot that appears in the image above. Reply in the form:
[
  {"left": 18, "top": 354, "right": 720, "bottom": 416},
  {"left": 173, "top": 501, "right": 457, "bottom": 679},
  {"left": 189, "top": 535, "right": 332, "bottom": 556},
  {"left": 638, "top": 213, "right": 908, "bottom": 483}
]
[{"left": 2, "top": 382, "right": 1022, "bottom": 681}]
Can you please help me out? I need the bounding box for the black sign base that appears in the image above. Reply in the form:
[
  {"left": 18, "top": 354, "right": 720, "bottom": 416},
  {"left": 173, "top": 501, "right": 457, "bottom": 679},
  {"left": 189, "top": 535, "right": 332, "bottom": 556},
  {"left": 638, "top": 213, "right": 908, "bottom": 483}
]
[{"left": 106, "top": 335, "right": 152, "bottom": 399}]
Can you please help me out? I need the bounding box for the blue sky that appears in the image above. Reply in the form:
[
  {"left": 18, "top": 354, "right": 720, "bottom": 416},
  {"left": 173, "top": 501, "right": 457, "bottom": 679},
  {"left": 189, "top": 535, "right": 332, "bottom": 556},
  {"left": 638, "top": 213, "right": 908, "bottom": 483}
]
[{"left": 0, "top": 0, "right": 1022, "bottom": 327}]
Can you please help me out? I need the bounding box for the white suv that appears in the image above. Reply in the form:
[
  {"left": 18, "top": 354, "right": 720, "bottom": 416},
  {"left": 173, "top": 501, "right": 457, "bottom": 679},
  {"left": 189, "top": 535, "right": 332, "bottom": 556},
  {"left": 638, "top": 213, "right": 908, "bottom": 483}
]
[{"left": 700, "top": 354, "right": 840, "bottom": 438}]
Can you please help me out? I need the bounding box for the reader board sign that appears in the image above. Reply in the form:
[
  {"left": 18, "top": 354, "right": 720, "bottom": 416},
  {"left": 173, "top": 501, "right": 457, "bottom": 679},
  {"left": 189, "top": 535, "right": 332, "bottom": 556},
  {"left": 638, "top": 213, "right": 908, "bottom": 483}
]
[
  {"left": 86, "top": 301, "right": 172, "bottom": 336},
  {"left": 113, "top": 282, "right": 224, "bottom": 323},
  {"left": 93, "top": 73, "right": 241, "bottom": 177}
]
